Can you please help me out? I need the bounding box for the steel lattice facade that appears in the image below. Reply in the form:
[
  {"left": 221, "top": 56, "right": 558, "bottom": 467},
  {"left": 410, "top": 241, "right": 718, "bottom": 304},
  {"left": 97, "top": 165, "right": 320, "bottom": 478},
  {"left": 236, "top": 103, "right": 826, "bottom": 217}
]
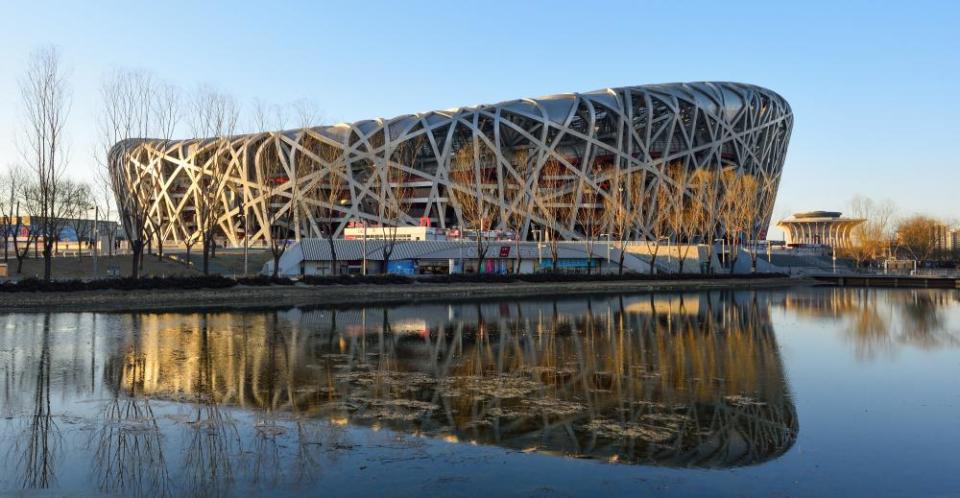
[{"left": 110, "top": 82, "right": 792, "bottom": 246}]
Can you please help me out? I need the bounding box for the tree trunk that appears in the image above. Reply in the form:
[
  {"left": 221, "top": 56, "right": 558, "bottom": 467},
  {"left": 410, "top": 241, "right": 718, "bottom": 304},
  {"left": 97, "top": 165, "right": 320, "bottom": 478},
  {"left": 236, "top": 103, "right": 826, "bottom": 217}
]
[
  {"left": 202, "top": 240, "right": 211, "bottom": 275},
  {"left": 476, "top": 239, "right": 486, "bottom": 274},
  {"left": 326, "top": 235, "right": 338, "bottom": 275},
  {"left": 272, "top": 253, "right": 281, "bottom": 279},
  {"left": 43, "top": 242, "right": 53, "bottom": 282},
  {"left": 618, "top": 242, "right": 626, "bottom": 275},
  {"left": 585, "top": 240, "right": 592, "bottom": 275},
  {"left": 382, "top": 244, "right": 393, "bottom": 275},
  {"left": 130, "top": 240, "right": 143, "bottom": 279},
  {"left": 514, "top": 238, "right": 522, "bottom": 274},
  {"left": 728, "top": 239, "right": 739, "bottom": 275}
]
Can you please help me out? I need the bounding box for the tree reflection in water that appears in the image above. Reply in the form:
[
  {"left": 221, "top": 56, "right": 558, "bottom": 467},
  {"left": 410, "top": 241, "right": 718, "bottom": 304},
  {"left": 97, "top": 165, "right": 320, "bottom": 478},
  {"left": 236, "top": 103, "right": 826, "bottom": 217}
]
[
  {"left": 92, "top": 314, "right": 172, "bottom": 498},
  {"left": 182, "top": 313, "right": 240, "bottom": 498},
  {"left": 111, "top": 291, "right": 798, "bottom": 468},
  {"left": 4, "top": 289, "right": 960, "bottom": 493},
  {"left": 14, "top": 314, "right": 60, "bottom": 489},
  {"left": 778, "top": 289, "right": 960, "bottom": 359}
]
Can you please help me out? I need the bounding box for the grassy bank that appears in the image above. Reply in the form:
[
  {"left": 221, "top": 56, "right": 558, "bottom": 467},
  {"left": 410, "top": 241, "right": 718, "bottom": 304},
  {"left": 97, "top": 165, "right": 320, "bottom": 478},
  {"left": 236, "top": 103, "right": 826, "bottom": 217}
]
[
  {"left": 1, "top": 271, "right": 789, "bottom": 293},
  {"left": 0, "top": 274, "right": 808, "bottom": 313}
]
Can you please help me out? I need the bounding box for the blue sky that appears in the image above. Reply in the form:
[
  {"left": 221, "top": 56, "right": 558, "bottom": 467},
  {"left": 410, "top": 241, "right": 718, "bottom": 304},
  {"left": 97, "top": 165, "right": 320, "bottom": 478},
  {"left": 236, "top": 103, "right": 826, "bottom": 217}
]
[{"left": 1, "top": 0, "right": 957, "bottom": 235}]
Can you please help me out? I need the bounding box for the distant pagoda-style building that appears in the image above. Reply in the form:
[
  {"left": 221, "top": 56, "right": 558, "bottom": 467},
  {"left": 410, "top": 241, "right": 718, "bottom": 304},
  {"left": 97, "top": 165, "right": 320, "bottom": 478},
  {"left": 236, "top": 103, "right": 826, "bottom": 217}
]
[{"left": 777, "top": 211, "right": 864, "bottom": 248}]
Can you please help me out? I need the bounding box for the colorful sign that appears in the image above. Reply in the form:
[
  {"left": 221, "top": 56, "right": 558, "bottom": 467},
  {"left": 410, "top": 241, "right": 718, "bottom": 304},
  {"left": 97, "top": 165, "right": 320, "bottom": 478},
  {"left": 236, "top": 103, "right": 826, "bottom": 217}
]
[
  {"left": 538, "top": 258, "right": 598, "bottom": 270},
  {"left": 387, "top": 260, "right": 417, "bottom": 276}
]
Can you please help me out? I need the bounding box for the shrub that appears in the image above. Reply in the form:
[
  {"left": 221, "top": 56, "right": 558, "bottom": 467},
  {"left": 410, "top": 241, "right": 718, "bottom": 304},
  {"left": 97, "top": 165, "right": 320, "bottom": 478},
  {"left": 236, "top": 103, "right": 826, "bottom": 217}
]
[
  {"left": 236, "top": 275, "right": 295, "bottom": 286},
  {"left": 0, "top": 271, "right": 786, "bottom": 293},
  {"left": 300, "top": 274, "right": 414, "bottom": 286},
  {"left": 414, "top": 272, "right": 787, "bottom": 284},
  {"left": 0, "top": 275, "right": 238, "bottom": 293}
]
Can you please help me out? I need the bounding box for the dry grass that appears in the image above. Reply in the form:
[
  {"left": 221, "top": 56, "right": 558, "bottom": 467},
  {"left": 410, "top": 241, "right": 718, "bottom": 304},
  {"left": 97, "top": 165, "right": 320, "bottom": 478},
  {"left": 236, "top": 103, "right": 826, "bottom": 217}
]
[{"left": 2, "top": 254, "right": 199, "bottom": 280}]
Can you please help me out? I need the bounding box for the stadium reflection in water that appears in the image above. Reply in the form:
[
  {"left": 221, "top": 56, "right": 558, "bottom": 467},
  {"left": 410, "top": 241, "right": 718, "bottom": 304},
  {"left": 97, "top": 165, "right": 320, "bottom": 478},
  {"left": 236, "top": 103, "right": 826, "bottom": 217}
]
[{"left": 3, "top": 288, "right": 958, "bottom": 496}]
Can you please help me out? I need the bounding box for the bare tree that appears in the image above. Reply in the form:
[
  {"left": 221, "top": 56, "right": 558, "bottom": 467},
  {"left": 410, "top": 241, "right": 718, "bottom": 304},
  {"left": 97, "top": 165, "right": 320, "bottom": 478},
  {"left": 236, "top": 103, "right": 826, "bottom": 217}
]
[
  {"left": 662, "top": 162, "right": 693, "bottom": 273},
  {"left": 259, "top": 139, "right": 297, "bottom": 277},
  {"left": 845, "top": 195, "right": 896, "bottom": 267},
  {"left": 301, "top": 131, "right": 347, "bottom": 275},
  {"left": 189, "top": 86, "right": 239, "bottom": 275},
  {"left": 149, "top": 82, "right": 182, "bottom": 262},
  {"left": 249, "top": 99, "right": 292, "bottom": 278},
  {"left": 502, "top": 148, "right": 531, "bottom": 274},
  {"left": 373, "top": 135, "right": 422, "bottom": 274},
  {"left": 92, "top": 168, "right": 117, "bottom": 257},
  {"left": 4, "top": 165, "right": 38, "bottom": 273},
  {"left": 603, "top": 171, "right": 634, "bottom": 274},
  {"left": 688, "top": 169, "right": 721, "bottom": 273},
  {"left": 576, "top": 182, "right": 604, "bottom": 274},
  {"left": 532, "top": 159, "right": 572, "bottom": 272},
  {"left": 1, "top": 165, "right": 17, "bottom": 263},
  {"left": 717, "top": 171, "right": 759, "bottom": 273},
  {"left": 639, "top": 173, "right": 670, "bottom": 274},
  {"left": 744, "top": 177, "right": 770, "bottom": 273},
  {"left": 18, "top": 47, "right": 86, "bottom": 281},
  {"left": 289, "top": 98, "right": 319, "bottom": 131},
  {"left": 896, "top": 214, "right": 942, "bottom": 265},
  {"left": 449, "top": 140, "right": 497, "bottom": 273},
  {"left": 68, "top": 183, "right": 93, "bottom": 259},
  {"left": 98, "top": 69, "right": 153, "bottom": 278}
]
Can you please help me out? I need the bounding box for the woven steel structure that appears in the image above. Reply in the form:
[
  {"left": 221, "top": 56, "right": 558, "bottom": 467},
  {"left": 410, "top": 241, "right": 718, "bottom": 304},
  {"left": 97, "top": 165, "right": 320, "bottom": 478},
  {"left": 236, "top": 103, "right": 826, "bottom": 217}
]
[{"left": 110, "top": 82, "right": 792, "bottom": 246}]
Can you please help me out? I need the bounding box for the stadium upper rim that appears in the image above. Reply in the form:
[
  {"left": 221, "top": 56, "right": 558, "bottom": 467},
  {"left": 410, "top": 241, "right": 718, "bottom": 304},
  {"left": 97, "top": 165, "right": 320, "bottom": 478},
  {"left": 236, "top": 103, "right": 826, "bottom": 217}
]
[{"left": 112, "top": 81, "right": 791, "bottom": 147}]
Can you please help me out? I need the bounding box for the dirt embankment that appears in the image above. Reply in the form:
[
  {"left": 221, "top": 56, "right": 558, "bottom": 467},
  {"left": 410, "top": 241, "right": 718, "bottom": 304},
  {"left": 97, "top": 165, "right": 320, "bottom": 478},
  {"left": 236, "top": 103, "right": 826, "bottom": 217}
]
[{"left": 0, "top": 277, "right": 809, "bottom": 313}]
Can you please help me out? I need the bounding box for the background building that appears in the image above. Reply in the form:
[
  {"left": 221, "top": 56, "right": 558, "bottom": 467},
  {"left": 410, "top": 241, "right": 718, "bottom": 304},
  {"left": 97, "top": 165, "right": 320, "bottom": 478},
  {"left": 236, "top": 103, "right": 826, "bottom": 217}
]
[
  {"left": 777, "top": 211, "right": 864, "bottom": 249},
  {"left": 111, "top": 82, "right": 793, "bottom": 248}
]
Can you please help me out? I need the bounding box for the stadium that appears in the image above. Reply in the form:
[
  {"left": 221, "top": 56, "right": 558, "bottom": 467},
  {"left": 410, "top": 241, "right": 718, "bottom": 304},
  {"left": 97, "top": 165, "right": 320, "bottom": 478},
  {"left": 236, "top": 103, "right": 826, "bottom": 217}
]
[{"left": 109, "top": 82, "right": 793, "bottom": 248}]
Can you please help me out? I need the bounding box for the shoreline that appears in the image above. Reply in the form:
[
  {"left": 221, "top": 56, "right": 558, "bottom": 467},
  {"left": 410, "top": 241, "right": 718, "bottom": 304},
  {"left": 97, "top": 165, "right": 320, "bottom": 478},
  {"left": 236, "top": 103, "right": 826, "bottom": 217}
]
[{"left": 0, "top": 276, "right": 812, "bottom": 313}]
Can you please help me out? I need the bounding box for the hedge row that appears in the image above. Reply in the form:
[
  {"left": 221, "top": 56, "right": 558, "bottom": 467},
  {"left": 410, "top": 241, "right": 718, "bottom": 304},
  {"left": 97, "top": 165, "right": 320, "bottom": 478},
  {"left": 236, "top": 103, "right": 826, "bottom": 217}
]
[
  {"left": 1, "top": 275, "right": 238, "bottom": 293},
  {"left": 300, "top": 274, "right": 414, "bottom": 285},
  {"left": 415, "top": 272, "right": 788, "bottom": 284},
  {"left": 0, "top": 271, "right": 788, "bottom": 293}
]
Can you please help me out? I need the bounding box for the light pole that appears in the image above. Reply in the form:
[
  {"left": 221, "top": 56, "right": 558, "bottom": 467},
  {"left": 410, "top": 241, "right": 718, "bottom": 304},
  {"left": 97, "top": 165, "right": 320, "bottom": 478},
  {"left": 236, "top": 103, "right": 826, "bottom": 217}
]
[
  {"left": 832, "top": 244, "right": 837, "bottom": 274},
  {"left": 600, "top": 233, "right": 611, "bottom": 272},
  {"left": 238, "top": 198, "right": 248, "bottom": 276},
  {"left": 532, "top": 228, "right": 543, "bottom": 270},
  {"left": 714, "top": 238, "right": 726, "bottom": 269},
  {"left": 92, "top": 204, "right": 98, "bottom": 279},
  {"left": 457, "top": 225, "right": 464, "bottom": 274},
  {"left": 362, "top": 220, "right": 368, "bottom": 276}
]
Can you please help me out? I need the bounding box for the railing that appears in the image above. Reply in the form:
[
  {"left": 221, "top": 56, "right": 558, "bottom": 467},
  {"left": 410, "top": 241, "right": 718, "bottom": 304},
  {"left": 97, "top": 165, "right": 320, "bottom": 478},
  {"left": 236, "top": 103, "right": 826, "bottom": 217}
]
[{"left": 813, "top": 274, "right": 960, "bottom": 289}]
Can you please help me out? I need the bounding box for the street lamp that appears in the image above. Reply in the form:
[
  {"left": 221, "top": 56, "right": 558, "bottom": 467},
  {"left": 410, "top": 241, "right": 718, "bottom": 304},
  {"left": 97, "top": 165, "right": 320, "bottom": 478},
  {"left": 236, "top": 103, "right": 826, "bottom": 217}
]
[
  {"left": 86, "top": 203, "right": 99, "bottom": 279},
  {"left": 532, "top": 228, "right": 543, "bottom": 270},
  {"left": 832, "top": 244, "right": 837, "bottom": 274},
  {"left": 362, "top": 220, "right": 368, "bottom": 275},
  {"left": 600, "top": 233, "right": 611, "bottom": 270},
  {"left": 714, "top": 238, "right": 726, "bottom": 270},
  {"left": 237, "top": 198, "right": 248, "bottom": 276},
  {"left": 456, "top": 225, "right": 464, "bottom": 274}
]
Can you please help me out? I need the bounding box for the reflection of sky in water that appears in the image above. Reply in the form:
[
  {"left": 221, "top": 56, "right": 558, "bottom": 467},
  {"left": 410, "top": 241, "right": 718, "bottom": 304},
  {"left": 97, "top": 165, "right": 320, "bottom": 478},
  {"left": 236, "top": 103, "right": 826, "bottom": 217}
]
[{"left": 0, "top": 288, "right": 958, "bottom": 497}]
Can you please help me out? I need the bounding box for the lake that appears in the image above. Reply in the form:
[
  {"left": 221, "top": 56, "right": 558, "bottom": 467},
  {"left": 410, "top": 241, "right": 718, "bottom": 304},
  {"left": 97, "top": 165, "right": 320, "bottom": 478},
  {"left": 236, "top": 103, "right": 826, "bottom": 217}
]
[{"left": 1, "top": 287, "right": 958, "bottom": 497}]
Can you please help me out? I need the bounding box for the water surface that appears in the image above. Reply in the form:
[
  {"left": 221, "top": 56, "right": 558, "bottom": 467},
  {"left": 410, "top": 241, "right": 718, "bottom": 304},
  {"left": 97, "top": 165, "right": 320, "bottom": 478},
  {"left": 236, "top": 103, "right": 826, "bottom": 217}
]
[{"left": 1, "top": 288, "right": 958, "bottom": 497}]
